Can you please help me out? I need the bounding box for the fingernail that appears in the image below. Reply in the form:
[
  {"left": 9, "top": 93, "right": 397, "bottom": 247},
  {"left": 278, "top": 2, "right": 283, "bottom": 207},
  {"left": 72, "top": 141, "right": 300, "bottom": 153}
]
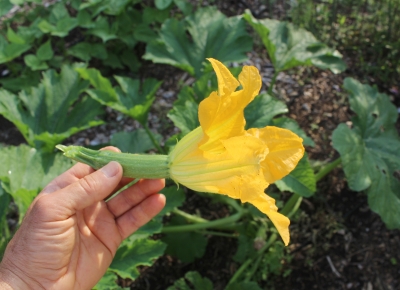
[{"left": 100, "top": 161, "right": 120, "bottom": 178}]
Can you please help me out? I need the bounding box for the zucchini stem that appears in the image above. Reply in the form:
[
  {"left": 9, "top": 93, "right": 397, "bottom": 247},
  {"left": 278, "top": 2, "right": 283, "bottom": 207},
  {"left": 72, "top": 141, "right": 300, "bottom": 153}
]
[{"left": 56, "top": 145, "right": 170, "bottom": 179}]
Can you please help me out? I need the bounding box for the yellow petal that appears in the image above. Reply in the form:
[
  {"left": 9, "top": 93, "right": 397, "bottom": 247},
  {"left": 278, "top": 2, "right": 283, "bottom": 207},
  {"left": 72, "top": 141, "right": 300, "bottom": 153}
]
[
  {"left": 210, "top": 173, "right": 290, "bottom": 246},
  {"left": 198, "top": 59, "right": 262, "bottom": 153},
  {"left": 207, "top": 58, "right": 239, "bottom": 97},
  {"left": 250, "top": 194, "right": 291, "bottom": 246},
  {"left": 247, "top": 126, "right": 304, "bottom": 183}
]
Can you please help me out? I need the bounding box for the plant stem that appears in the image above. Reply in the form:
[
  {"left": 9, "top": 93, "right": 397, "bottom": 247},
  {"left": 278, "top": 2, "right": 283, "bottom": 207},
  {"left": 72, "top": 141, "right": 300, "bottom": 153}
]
[
  {"left": 267, "top": 70, "right": 279, "bottom": 95},
  {"left": 315, "top": 157, "right": 342, "bottom": 182},
  {"left": 228, "top": 233, "right": 278, "bottom": 285},
  {"left": 106, "top": 178, "right": 140, "bottom": 202},
  {"left": 161, "top": 211, "right": 244, "bottom": 233},
  {"left": 56, "top": 145, "right": 170, "bottom": 179},
  {"left": 172, "top": 208, "right": 208, "bottom": 223},
  {"left": 227, "top": 189, "right": 304, "bottom": 286},
  {"left": 280, "top": 193, "right": 303, "bottom": 218},
  {"left": 196, "top": 230, "right": 238, "bottom": 238},
  {"left": 244, "top": 233, "right": 278, "bottom": 282},
  {"left": 144, "top": 124, "right": 165, "bottom": 154}
]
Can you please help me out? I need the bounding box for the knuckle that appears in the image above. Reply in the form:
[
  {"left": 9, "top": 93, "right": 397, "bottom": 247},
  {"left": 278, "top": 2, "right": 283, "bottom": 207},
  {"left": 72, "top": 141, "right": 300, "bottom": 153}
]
[
  {"left": 78, "top": 174, "right": 98, "bottom": 195},
  {"left": 29, "top": 196, "right": 54, "bottom": 221}
]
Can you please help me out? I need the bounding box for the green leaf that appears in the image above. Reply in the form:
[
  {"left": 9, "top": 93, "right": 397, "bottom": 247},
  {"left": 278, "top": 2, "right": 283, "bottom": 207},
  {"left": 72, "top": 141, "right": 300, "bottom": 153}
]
[
  {"left": 162, "top": 216, "right": 208, "bottom": 263},
  {"left": 49, "top": 2, "right": 69, "bottom": 22},
  {"left": 109, "top": 237, "right": 166, "bottom": 280},
  {"left": 226, "top": 281, "right": 262, "bottom": 290},
  {"left": 0, "top": 186, "right": 10, "bottom": 224},
  {"left": 275, "top": 153, "right": 316, "bottom": 197},
  {"left": 36, "top": 3, "right": 78, "bottom": 37},
  {"left": 77, "top": 9, "right": 93, "bottom": 28},
  {"left": 167, "top": 271, "right": 213, "bottom": 290},
  {"left": 173, "top": 0, "right": 193, "bottom": 15},
  {"left": 0, "top": 35, "right": 31, "bottom": 64},
  {"left": 80, "top": 0, "right": 137, "bottom": 16},
  {"left": 87, "top": 16, "right": 118, "bottom": 42},
  {"left": 144, "top": 6, "right": 252, "bottom": 77},
  {"left": 17, "top": 19, "right": 44, "bottom": 43},
  {"left": 102, "top": 52, "right": 124, "bottom": 69},
  {"left": 332, "top": 78, "right": 400, "bottom": 229},
  {"left": 37, "top": 40, "right": 54, "bottom": 61},
  {"left": 120, "top": 50, "right": 141, "bottom": 72},
  {"left": 7, "top": 26, "right": 26, "bottom": 44},
  {"left": 167, "top": 86, "right": 199, "bottom": 135},
  {"left": 93, "top": 271, "right": 121, "bottom": 290},
  {"left": 245, "top": 92, "right": 288, "bottom": 129},
  {"left": 155, "top": 0, "right": 173, "bottom": 10},
  {"left": 0, "top": 65, "right": 104, "bottom": 152},
  {"left": 0, "top": 0, "right": 13, "bottom": 17},
  {"left": 0, "top": 145, "right": 73, "bottom": 220},
  {"left": 133, "top": 24, "right": 158, "bottom": 43},
  {"left": 110, "top": 129, "right": 162, "bottom": 153},
  {"left": 67, "top": 42, "right": 108, "bottom": 61},
  {"left": 77, "top": 68, "right": 162, "bottom": 125},
  {"left": 143, "top": 7, "right": 170, "bottom": 24},
  {"left": 232, "top": 232, "right": 254, "bottom": 263},
  {"left": 243, "top": 10, "right": 346, "bottom": 73},
  {"left": 159, "top": 185, "right": 186, "bottom": 216},
  {"left": 272, "top": 117, "right": 315, "bottom": 147},
  {"left": 0, "top": 70, "right": 41, "bottom": 93},
  {"left": 24, "top": 54, "right": 49, "bottom": 70}
]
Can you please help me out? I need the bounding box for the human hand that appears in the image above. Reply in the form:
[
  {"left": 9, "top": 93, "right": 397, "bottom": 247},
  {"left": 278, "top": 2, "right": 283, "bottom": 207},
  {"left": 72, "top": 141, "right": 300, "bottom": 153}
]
[{"left": 0, "top": 147, "right": 165, "bottom": 290}]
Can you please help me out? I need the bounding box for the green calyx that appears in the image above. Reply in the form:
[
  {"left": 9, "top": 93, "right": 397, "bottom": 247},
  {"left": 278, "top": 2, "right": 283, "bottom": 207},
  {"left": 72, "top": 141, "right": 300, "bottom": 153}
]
[{"left": 56, "top": 145, "right": 170, "bottom": 179}]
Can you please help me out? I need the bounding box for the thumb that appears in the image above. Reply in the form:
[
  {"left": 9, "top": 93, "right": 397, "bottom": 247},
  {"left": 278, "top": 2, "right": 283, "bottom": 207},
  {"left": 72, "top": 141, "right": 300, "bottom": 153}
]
[{"left": 52, "top": 161, "right": 123, "bottom": 216}]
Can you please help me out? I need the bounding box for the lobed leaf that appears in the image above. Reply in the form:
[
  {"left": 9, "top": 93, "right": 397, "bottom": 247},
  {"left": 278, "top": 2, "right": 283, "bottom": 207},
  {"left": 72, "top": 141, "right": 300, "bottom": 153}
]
[
  {"left": 144, "top": 6, "right": 252, "bottom": 77},
  {"left": 0, "top": 65, "right": 104, "bottom": 152},
  {"left": 108, "top": 237, "right": 166, "bottom": 280},
  {"left": 168, "top": 86, "right": 200, "bottom": 135},
  {"left": 332, "top": 78, "right": 400, "bottom": 229},
  {"left": 0, "top": 145, "right": 73, "bottom": 220},
  {"left": 244, "top": 92, "right": 288, "bottom": 129},
  {"left": 77, "top": 67, "right": 161, "bottom": 125},
  {"left": 110, "top": 129, "right": 162, "bottom": 154},
  {"left": 38, "top": 3, "right": 78, "bottom": 37},
  {"left": 243, "top": 10, "right": 346, "bottom": 73},
  {"left": 162, "top": 216, "right": 208, "bottom": 263}
]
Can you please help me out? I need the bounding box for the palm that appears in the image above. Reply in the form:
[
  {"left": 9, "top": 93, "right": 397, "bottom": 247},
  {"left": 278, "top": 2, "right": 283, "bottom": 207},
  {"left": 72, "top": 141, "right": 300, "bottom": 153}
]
[{"left": 0, "top": 149, "right": 165, "bottom": 290}]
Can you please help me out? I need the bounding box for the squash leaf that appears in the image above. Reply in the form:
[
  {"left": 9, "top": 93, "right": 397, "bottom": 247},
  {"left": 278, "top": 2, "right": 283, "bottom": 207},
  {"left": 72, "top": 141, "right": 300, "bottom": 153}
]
[
  {"left": 77, "top": 67, "right": 161, "bottom": 125},
  {"left": 332, "top": 78, "right": 400, "bottom": 229},
  {"left": 0, "top": 65, "right": 104, "bottom": 152},
  {"left": 0, "top": 145, "right": 73, "bottom": 220},
  {"left": 144, "top": 6, "right": 252, "bottom": 77},
  {"left": 243, "top": 10, "right": 346, "bottom": 73}
]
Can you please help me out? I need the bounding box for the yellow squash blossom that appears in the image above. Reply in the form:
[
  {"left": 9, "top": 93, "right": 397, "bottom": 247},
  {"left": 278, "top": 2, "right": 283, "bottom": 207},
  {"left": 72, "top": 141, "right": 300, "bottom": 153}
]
[
  {"left": 168, "top": 59, "right": 304, "bottom": 245},
  {"left": 57, "top": 58, "right": 304, "bottom": 246}
]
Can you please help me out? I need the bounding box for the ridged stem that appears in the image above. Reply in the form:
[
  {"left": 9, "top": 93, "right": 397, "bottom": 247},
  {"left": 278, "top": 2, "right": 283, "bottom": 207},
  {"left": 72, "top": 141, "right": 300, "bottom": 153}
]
[
  {"left": 56, "top": 145, "right": 170, "bottom": 179},
  {"left": 315, "top": 157, "right": 342, "bottom": 182}
]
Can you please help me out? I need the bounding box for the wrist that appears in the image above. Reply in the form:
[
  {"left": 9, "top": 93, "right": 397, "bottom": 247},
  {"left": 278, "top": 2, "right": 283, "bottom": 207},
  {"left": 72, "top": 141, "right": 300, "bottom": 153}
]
[{"left": 0, "top": 260, "right": 32, "bottom": 289}]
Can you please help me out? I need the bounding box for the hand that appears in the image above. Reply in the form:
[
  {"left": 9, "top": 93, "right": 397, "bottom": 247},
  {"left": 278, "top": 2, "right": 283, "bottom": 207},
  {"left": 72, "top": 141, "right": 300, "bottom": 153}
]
[{"left": 0, "top": 147, "right": 166, "bottom": 290}]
